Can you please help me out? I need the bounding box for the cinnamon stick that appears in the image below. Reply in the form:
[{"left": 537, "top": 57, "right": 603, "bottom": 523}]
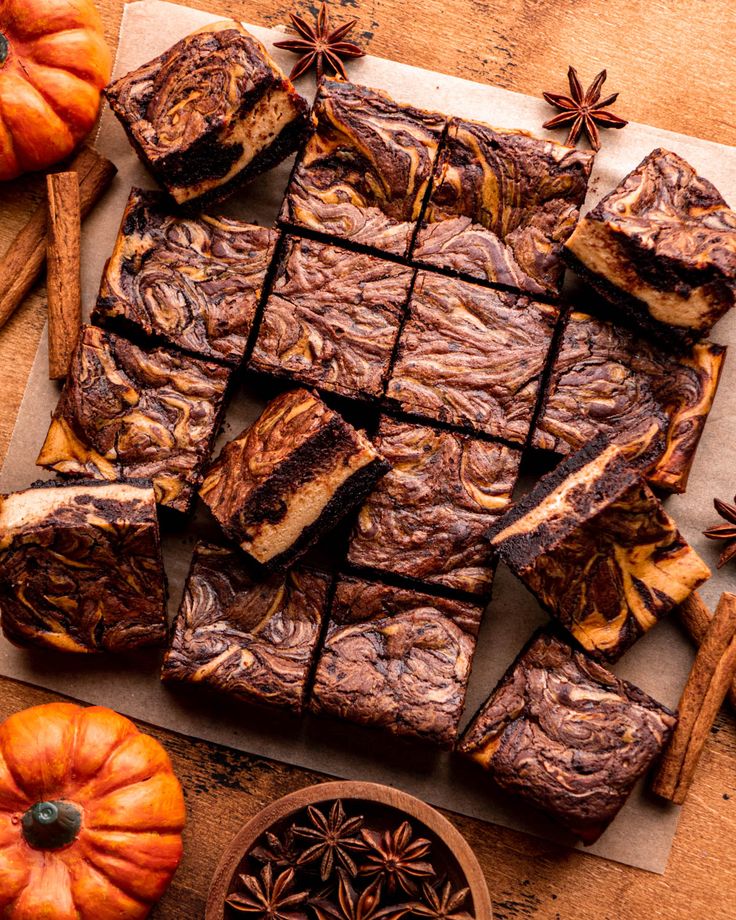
[
  {"left": 652, "top": 592, "right": 736, "bottom": 804},
  {"left": 0, "top": 147, "right": 116, "bottom": 331},
  {"left": 46, "top": 172, "right": 81, "bottom": 379},
  {"left": 678, "top": 592, "right": 736, "bottom": 709}
]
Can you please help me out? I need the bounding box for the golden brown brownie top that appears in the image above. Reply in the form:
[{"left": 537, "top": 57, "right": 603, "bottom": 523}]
[
  {"left": 386, "top": 271, "right": 559, "bottom": 443},
  {"left": 459, "top": 631, "right": 677, "bottom": 842},
  {"left": 94, "top": 188, "right": 277, "bottom": 364},
  {"left": 311, "top": 575, "right": 483, "bottom": 746},
  {"left": 162, "top": 542, "right": 330, "bottom": 709},
  {"left": 106, "top": 22, "right": 296, "bottom": 161},
  {"left": 348, "top": 418, "right": 520, "bottom": 595},
  {"left": 415, "top": 119, "right": 594, "bottom": 295},
  {"left": 0, "top": 481, "right": 167, "bottom": 654},
  {"left": 36, "top": 325, "right": 230, "bottom": 512},
  {"left": 250, "top": 237, "right": 414, "bottom": 399},
  {"left": 533, "top": 310, "right": 726, "bottom": 493},
  {"left": 282, "top": 79, "right": 446, "bottom": 256}
]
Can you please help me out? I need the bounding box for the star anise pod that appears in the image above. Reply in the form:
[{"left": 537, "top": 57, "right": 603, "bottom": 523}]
[
  {"left": 311, "top": 871, "right": 412, "bottom": 920},
  {"left": 293, "top": 800, "right": 365, "bottom": 881},
  {"left": 408, "top": 881, "right": 473, "bottom": 920},
  {"left": 250, "top": 828, "right": 302, "bottom": 873},
  {"left": 542, "top": 66, "right": 628, "bottom": 151},
  {"left": 703, "top": 496, "right": 736, "bottom": 567},
  {"left": 274, "top": 1, "right": 365, "bottom": 82},
  {"left": 358, "top": 821, "right": 434, "bottom": 896},
  {"left": 225, "top": 864, "right": 308, "bottom": 919}
]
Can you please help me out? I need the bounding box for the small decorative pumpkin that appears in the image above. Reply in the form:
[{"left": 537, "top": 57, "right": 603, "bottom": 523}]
[
  {"left": 0, "top": 702, "right": 186, "bottom": 919},
  {"left": 0, "top": 0, "right": 112, "bottom": 180}
]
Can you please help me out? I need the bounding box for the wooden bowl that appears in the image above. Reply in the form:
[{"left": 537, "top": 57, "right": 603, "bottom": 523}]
[{"left": 205, "top": 780, "right": 492, "bottom": 919}]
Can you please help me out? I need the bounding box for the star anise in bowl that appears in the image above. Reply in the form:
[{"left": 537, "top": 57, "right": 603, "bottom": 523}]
[
  {"left": 293, "top": 800, "right": 366, "bottom": 881},
  {"left": 358, "top": 820, "right": 434, "bottom": 896}
]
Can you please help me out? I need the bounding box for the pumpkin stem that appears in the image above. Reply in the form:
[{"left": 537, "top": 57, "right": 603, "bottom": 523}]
[
  {"left": 21, "top": 801, "right": 82, "bottom": 850},
  {"left": 0, "top": 34, "right": 7, "bottom": 67}
]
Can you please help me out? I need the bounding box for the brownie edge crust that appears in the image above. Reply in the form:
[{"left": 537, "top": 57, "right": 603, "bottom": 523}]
[{"left": 458, "top": 631, "right": 677, "bottom": 843}]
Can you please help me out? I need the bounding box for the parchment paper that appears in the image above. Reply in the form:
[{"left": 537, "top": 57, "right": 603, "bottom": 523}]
[{"left": 2, "top": 0, "right": 735, "bottom": 875}]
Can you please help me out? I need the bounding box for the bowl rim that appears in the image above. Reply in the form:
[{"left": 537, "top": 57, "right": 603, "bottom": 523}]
[{"left": 205, "top": 779, "right": 492, "bottom": 920}]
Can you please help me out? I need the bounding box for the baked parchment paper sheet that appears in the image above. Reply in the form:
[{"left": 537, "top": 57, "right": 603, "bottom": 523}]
[{"left": 2, "top": 0, "right": 735, "bottom": 874}]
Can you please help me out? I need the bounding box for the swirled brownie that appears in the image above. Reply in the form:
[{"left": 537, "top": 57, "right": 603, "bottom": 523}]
[
  {"left": 413, "top": 119, "right": 594, "bottom": 297},
  {"left": 280, "top": 79, "right": 446, "bottom": 257},
  {"left": 93, "top": 188, "right": 277, "bottom": 365},
  {"left": 488, "top": 439, "right": 710, "bottom": 661},
  {"left": 386, "top": 271, "right": 559, "bottom": 443},
  {"left": 532, "top": 310, "right": 726, "bottom": 493},
  {"left": 36, "top": 325, "right": 231, "bottom": 513},
  {"left": 199, "top": 388, "right": 389, "bottom": 569},
  {"left": 162, "top": 542, "right": 331, "bottom": 711},
  {"left": 310, "top": 575, "right": 483, "bottom": 748},
  {"left": 250, "top": 237, "right": 414, "bottom": 400},
  {"left": 347, "top": 418, "right": 521, "bottom": 596},
  {"left": 0, "top": 480, "right": 167, "bottom": 653},
  {"left": 565, "top": 149, "right": 736, "bottom": 346},
  {"left": 458, "top": 630, "right": 677, "bottom": 844},
  {"left": 105, "top": 21, "right": 310, "bottom": 207}
]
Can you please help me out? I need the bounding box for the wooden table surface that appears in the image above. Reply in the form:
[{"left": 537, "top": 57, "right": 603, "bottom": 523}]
[{"left": 2, "top": 1, "right": 736, "bottom": 917}]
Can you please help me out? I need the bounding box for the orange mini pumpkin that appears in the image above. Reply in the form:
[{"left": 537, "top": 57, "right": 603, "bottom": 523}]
[
  {"left": 0, "top": 702, "right": 186, "bottom": 919},
  {"left": 0, "top": 0, "right": 112, "bottom": 180}
]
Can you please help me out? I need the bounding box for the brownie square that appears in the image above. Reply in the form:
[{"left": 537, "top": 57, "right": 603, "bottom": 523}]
[
  {"left": 458, "top": 630, "right": 677, "bottom": 843},
  {"left": 92, "top": 188, "right": 278, "bottom": 365},
  {"left": 36, "top": 325, "right": 231, "bottom": 513},
  {"left": 250, "top": 237, "right": 414, "bottom": 400},
  {"left": 488, "top": 439, "right": 711, "bottom": 661},
  {"left": 347, "top": 418, "right": 521, "bottom": 596},
  {"left": 386, "top": 271, "right": 559, "bottom": 443},
  {"left": 0, "top": 480, "right": 167, "bottom": 653},
  {"left": 565, "top": 148, "right": 736, "bottom": 346},
  {"left": 532, "top": 309, "right": 726, "bottom": 493},
  {"left": 310, "top": 575, "right": 483, "bottom": 747},
  {"left": 105, "top": 21, "right": 310, "bottom": 208},
  {"left": 280, "top": 79, "right": 446, "bottom": 258},
  {"left": 162, "top": 542, "right": 331, "bottom": 711},
  {"left": 199, "top": 388, "right": 389, "bottom": 569},
  {"left": 413, "top": 119, "right": 594, "bottom": 297}
]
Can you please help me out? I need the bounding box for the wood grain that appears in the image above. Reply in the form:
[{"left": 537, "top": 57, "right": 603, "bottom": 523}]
[{"left": 0, "top": 1, "right": 735, "bottom": 918}]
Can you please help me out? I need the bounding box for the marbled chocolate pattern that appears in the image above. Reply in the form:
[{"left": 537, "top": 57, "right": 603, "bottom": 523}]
[
  {"left": 386, "top": 272, "right": 559, "bottom": 443},
  {"left": 94, "top": 188, "right": 277, "bottom": 364},
  {"left": 414, "top": 121, "right": 594, "bottom": 296},
  {"left": 348, "top": 418, "right": 520, "bottom": 595},
  {"left": 0, "top": 482, "right": 167, "bottom": 654},
  {"left": 36, "top": 326, "right": 230, "bottom": 512},
  {"left": 162, "top": 543, "right": 330, "bottom": 710},
  {"left": 533, "top": 310, "right": 726, "bottom": 492},
  {"left": 459, "top": 631, "right": 677, "bottom": 843},
  {"left": 311, "top": 576, "right": 483, "bottom": 748},
  {"left": 281, "top": 79, "right": 446, "bottom": 257},
  {"left": 250, "top": 237, "right": 413, "bottom": 398}
]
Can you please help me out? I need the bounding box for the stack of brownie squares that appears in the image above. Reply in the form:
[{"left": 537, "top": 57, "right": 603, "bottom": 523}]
[{"left": 9, "top": 21, "right": 736, "bottom": 844}]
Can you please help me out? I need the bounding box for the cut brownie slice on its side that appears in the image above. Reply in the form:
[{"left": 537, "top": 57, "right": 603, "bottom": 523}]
[
  {"left": 487, "top": 438, "right": 710, "bottom": 661},
  {"left": 280, "top": 79, "right": 446, "bottom": 258},
  {"left": 310, "top": 575, "right": 483, "bottom": 748},
  {"left": 250, "top": 237, "right": 414, "bottom": 400},
  {"left": 0, "top": 480, "right": 167, "bottom": 653},
  {"left": 413, "top": 119, "right": 594, "bottom": 297},
  {"left": 386, "top": 271, "right": 559, "bottom": 444},
  {"left": 458, "top": 630, "right": 677, "bottom": 844},
  {"left": 347, "top": 417, "right": 521, "bottom": 597},
  {"left": 199, "top": 388, "right": 389, "bottom": 570},
  {"left": 105, "top": 21, "right": 310, "bottom": 208},
  {"left": 162, "top": 542, "right": 331, "bottom": 711},
  {"left": 93, "top": 188, "right": 278, "bottom": 365},
  {"left": 36, "top": 325, "right": 231, "bottom": 513},
  {"left": 565, "top": 148, "right": 736, "bottom": 347},
  {"left": 532, "top": 309, "right": 726, "bottom": 493}
]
